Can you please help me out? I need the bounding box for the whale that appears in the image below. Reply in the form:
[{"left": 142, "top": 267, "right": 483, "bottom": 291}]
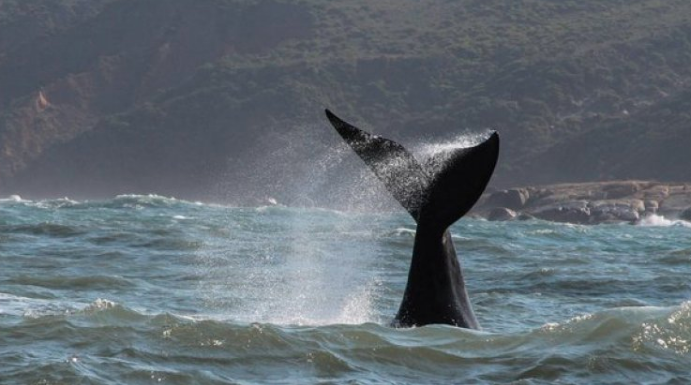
[{"left": 325, "top": 109, "right": 499, "bottom": 328}]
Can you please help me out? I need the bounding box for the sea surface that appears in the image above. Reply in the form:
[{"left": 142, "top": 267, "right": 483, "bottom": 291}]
[{"left": 1, "top": 194, "right": 690, "bottom": 384}]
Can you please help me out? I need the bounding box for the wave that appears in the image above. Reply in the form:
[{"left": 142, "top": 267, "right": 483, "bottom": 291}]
[
  {"left": 0, "top": 195, "right": 78, "bottom": 208},
  {"left": 3, "top": 299, "right": 690, "bottom": 382},
  {"left": 385, "top": 227, "right": 416, "bottom": 238},
  {"left": 2, "top": 222, "right": 86, "bottom": 237},
  {"left": 0, "top": 194, "right": 204, "bottom": 210},
  {"left": 110, "top": 193, "right": 188, "bottom": 208},
  {"left": 0, "top": 292, "right": 79, "bottom": 317},
  {"left": 0, "top": 194, "right": 24, "bottom": 202},
  {"left": 7, "top": 274, "right": 134, "bottom": 290},
  {"left": 9, "top": 294, "right": 690, "bottom": 347},
  {"left": 3, "top": 289, "right": 690, "bottom": 384},
  {"left": 637, "top": 214, "right": 691, "bottom": 227}
]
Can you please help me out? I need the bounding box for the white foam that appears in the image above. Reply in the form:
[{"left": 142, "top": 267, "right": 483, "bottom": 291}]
[
  {"left": 392, "top": 227, "right": 416, "bottom": 237},
  {"left": 34, "top": 196, "right": 79, "bottom": 209},
  {"left": 637, "top": 214, "right": 691, "bottom": 228},
  {"left": 0, "top": 292, "right": 76, "bottom": 317},
  {"left": 0, "top": 194, "right": 24, "bottom": 203},
  {"left": 83, "top": 298, "right": 118, "bottom": 312}
]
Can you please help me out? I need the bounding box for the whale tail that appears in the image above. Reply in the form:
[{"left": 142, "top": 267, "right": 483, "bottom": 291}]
[{"left": 325, "top": 109, "right": 499, "bottom": 231}]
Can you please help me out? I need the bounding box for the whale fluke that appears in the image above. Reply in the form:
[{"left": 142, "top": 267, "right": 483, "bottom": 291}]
[
  {"left": 325, "top": 109, "right": 498, "bottom": 230},
  {"left": 325, "top": 109, "right": 430, "bottom": 220},
  {"left": 325, "top": 109, "right": 499, "bottom": 328},
  {"left": 417, "top": 131, "right": 499, "bottom": 234}
]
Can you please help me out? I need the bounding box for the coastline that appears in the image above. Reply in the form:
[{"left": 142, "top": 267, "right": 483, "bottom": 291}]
[{"left": 474, "top": 180, "right": 691, "bottom": 225}]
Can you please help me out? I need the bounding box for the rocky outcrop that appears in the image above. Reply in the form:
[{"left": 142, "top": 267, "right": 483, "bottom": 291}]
[
  {"left": 532, "top": 200, "right": 591, "bottom": 224},
  {"left": 485, "top": 189, "right": 529, "bottom": 210},
  {"left": 589, "top": 200, "right": 642, "bottom": 224},
  {"left": 644, "top": 200, "right": 659, "bottom": 214},
  {"left": 487, "top": 207, "right": 517, "bottom": 221},
  {"left": 476, "top": 181, "right": 691, "bottom": 225}
]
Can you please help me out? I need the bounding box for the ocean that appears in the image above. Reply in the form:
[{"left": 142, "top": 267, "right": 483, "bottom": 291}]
[{"left": 1, "top": 194, "right": 690, "bottom": 384}]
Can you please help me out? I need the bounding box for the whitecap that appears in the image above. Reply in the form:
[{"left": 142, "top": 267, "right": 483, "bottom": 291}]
[
  {"left": 83, "top": 298, "right": 118, "bottom": 311},
  {"left": 0, "top": 194, "right": 25, "bottom": 203},
  {"left": 637, "top": 214, "right": 691, "bottom": 228},
  {"left": 388, "top": 227, "right": 416, "bottom": 238},
  {"left": 0, "top": 292, "right": 77, "bottom": 317}
]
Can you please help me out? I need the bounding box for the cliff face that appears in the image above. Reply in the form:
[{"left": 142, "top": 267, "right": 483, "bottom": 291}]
[{"left": 1, "top": 0, "right": 690, "bottom": 201}]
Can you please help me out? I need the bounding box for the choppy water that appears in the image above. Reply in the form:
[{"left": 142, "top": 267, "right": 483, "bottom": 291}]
[{"left": 1, "top": 194, "right": 690, "bottom": 384}]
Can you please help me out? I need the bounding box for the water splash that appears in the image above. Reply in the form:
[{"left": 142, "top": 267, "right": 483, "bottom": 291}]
[
  {"left": 200, "top": 127, "right": 495, "bottom": 325},
  {"left": 194, "top": 207, "right": 386, "bottom": 326},
  {"left": 638, "top": 214, "right": 691, "bottom": 228},
  {"left": 632, "top": 301, "right": 691, "bottom": 354},
  {"left": 413, "top": 130, "right": 495, "bottom": 176},
  {"left": 213, "top": 122, "right": 493, "bottom": 214},
  {"left": 0, "top": 194, "right": 23, "bottom": 202},
  {"left": 413, "top": 130, "right": 494, "bottom": 158}
]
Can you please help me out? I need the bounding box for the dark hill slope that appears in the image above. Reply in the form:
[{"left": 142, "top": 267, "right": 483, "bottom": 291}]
[
  {"left": 532, "top": 89, "right": 691, "bottom": 183},
  {"left": 0, "top": 0, "right": 114, "bottom": 53},
  {"left": 0, "top": 0, "right": 312, "bottom": 185},
  {"left": 1, "top": 0, "right": 690, "bottom": 200}
]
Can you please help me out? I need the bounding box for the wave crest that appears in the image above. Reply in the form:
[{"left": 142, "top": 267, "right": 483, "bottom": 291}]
[{"left": 638, "top": 214, "right": 691, "bottom": 227}]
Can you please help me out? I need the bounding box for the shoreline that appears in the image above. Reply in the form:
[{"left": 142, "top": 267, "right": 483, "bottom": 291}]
[{"left": 474, "top": 180, "right": 691, "bottom": 225}]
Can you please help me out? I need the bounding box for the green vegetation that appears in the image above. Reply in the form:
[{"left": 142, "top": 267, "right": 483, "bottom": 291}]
[{"left": 1, "top": 0, "right": 690, "bottom": 199}]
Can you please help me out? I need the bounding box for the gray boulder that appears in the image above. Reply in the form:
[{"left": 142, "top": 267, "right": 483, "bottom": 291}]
[
  {"left": 680, "top": 207, "right": 691, "bottom": 221},
  {"left": 487, "top": 207, "right": 517, "bottom": 221},
  {"left": 532, "top": 200, "right": 591, "bottom": 224},
  {"left": 485, "top": 188, "right": 530, "bottom": 210},
  {"left": 517, "top": 213, "right": 536, "bottom": 221},
  {"left": 589, "top": 201, "right": 641, "bottom": 224},
  {"left": 603, "top": 182, "right": 641, "bottom": 199},
  {"left": 644, "top": 200, "right": 659, "bottom": 214},
  {"left": 661, "top": 193, "right": 691, "bottom": 215},
  {"left": 593, "top": 208, "right": 639, "bottom": 223}
]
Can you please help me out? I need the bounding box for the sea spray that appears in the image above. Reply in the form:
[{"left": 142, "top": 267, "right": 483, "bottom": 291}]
[{"left": 638, "top": 214, "right": 691, "bottom": 228}]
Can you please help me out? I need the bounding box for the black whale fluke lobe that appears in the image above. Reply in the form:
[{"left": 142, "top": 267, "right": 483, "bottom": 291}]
[
  {"left": 325, "top": 109, "right": 499, "bottom": 328},
  {"left": 325, "top": 109, "right": 431, "bottom": 220}
]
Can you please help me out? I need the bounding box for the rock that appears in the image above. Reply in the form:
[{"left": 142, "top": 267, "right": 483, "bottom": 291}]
[
  {"left": 532, "top": 200, "right": 590, "bottom": 224},
  {"left": 660, "top": 193, "right": 691, "bottom": 214},
  {"left": 643, "top": 184, "right": 669, "bottom": 201},
  {"left": 603, "top": 182, "right": 641, "bottom": 199},
  {"left": 680, "top": 207, "right": 691, "bottom": 221},
  {"left": 476, "top": 181, "right": 691, "bottom": 225},
  {"left": 517, "top": 213, "right": 536, "bottom": 221},
  {"left": 487, "top": 207, "right": 517, "bottom": 221},
  {"left": 589, "top": 201, "right": 641, "bottom": 223},
  {"left": 485, "top": 188, "right": 529, "bottom": 210},
  {"left": 484, "top": 186, "right": 498, "bottom": 194},
  {"left": 643, "top": 186, "right": 670, "bottom": 207},
  {"left": 631, "top": 199, "right": 646, "bottom": 213},
  {"left": 644, "top": 200, "right": 659, "bottom": 214}
]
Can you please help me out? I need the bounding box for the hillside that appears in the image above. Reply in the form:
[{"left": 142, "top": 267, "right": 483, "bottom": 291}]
[{"left": 1, "top": 0, "right": 690, "bottom": 202}]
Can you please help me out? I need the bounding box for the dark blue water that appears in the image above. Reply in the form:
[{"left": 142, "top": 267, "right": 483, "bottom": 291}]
[{"left": 1, "top": 195, "right": 690, "bottom": 384}]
